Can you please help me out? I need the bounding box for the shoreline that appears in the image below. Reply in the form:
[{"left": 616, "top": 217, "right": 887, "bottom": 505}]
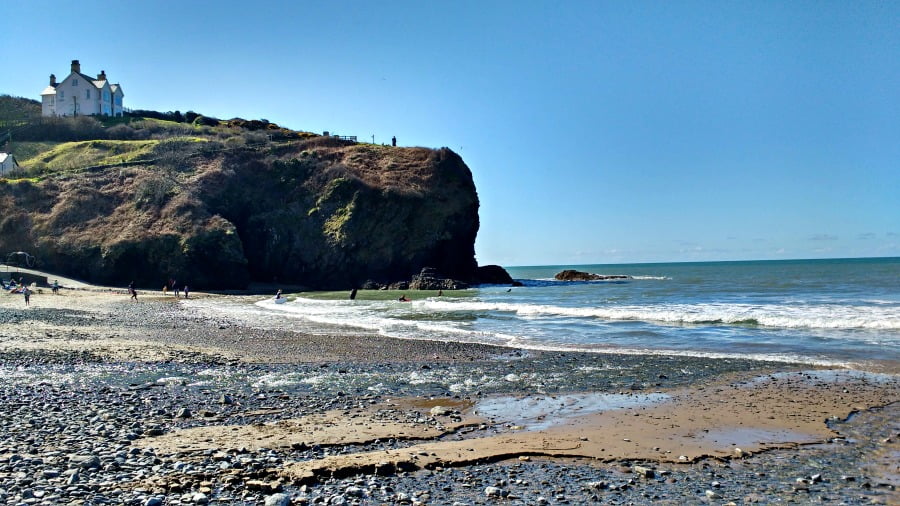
[{"left": 1, "top": 287, "right": 898, "bottom": 503}]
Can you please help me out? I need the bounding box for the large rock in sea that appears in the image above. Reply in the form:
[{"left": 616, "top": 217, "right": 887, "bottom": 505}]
[
  {"left": 0, "top": 138, "right": 480, "bottom": 289},
  {"left": 554, "top": 270, "right": 631, "bottom": 281},
  {"left": 474, "top": 264, "right": 522, "bottom": 285}
]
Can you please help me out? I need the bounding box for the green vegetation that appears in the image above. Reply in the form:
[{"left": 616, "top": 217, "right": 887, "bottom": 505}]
[
  {"left": 9, "top": 141, "right": 61, "bottom": 161},
  {"left": 0, "top": 95, "right": 40, "bottom": 129},
  {"left": 22, "top": 139, "right": 159, "bottom": 172}
]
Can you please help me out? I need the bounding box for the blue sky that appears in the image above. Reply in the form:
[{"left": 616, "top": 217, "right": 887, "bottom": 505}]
[{"left": 2, "top": 1, "right": 898, "bottom": 266}]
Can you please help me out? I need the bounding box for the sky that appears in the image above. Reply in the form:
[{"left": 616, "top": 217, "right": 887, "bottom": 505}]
[{"left": 2, "top": 1, "right": 898, "bottom": 267}]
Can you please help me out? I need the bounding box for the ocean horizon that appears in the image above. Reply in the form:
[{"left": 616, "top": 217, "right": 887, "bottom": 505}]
[{"left": 186, "top": 256, "right": 900, "bottom": 371}]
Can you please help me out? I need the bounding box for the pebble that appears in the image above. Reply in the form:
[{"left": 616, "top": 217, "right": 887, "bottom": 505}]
[{"left": 0, "top": 301, "right": 896, "bottom": 505}]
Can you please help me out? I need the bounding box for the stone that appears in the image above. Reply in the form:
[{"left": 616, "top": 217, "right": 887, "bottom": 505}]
[
  {"left": 430, "top": 406, "right": 452, "bottom": 416},
  {"left": 485, "top": 486, "right": 505, "bottom": 497},
  {"left": 264, "top": 493, "right": 291, "bottom": 506},
  {"left": 633, "top": 465, "right": 654, "bottom": 478},
  {"left": 69, "top": 455, "right": 100, "bottom": 470}
]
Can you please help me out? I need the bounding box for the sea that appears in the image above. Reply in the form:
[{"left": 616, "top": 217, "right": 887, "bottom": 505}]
[{"left": 190, "top": 257, "right": 900, "bottom": 371}]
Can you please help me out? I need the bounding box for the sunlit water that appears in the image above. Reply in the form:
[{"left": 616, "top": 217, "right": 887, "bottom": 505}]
[{"left": 182, "top": 257, "right": 900, "bottom": 370}]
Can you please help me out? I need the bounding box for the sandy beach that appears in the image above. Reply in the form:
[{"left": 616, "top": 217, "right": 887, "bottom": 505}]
[{"left": 1, "top": 284, "right": 897, "bottom": 504}]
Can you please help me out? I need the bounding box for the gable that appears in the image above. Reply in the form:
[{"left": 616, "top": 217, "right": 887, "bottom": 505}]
[{"left": 57, "top": 72, "right": 102, "bottom": 99}]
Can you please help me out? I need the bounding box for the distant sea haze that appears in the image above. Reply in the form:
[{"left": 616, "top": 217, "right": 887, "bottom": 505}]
[{"left": 189, "top": 257, "right": 900, "bottom": 370}]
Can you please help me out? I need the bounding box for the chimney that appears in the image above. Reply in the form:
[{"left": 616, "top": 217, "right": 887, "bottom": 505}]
[
  {"left": 71, "top": 60, "right": 81, "bottom": 73},
  {"left": 50, "top": 74, "right": 57, "bottom": 86},
  {"left": 97, "top": 70, "right": 107, "bottom": 81}
]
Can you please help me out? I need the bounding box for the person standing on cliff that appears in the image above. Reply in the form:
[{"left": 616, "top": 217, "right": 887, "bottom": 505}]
[{"left": 392, "top": 136, "right": 396, "bottom": 147}]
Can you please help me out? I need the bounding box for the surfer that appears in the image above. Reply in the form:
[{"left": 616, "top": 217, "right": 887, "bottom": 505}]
[
  {"left": 398, "top": 295, "right": 410, "bottom": 302},
  {"left": 349, "top": 288, "right": 358, "bottom": 300},
  {"left": 275, "top": 289, "right": 283, "bottom": 299}
]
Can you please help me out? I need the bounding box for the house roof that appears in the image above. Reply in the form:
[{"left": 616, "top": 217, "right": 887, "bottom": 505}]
[
  {"left": 0, "top": 153, "right": 17, "bottom": 165},
  {"left": 41, "top": 85, "right": 57, "bottom": 95}
]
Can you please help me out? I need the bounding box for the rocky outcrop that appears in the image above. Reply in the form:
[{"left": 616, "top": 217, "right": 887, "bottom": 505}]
[
  {"left": 473, "top": 264, "right": 521, "bottom": 286},
  {"left": 409, "top": 267, "right": 468, "bottom": 290},
  {"left": 554, "top": 270, "right": 631, "bottom": 281},
  {"left": 0, "top": 137, "right": 481, "bottom": 289}
]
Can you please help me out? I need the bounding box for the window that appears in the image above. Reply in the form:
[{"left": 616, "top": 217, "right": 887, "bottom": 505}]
[
  {"left": 59, "top": 91, "right": 64, "bottom": 99},
  {"left": 73, "top": 79, "right": 78, "bottom": 86},
  {"left": 86, "top": 89, "right": 90, "bottom": 99}
]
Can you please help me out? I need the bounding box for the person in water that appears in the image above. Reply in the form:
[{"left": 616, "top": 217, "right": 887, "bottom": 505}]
[
  {"left": 398, "top": 295, "right": 410, "bottom": 302},
  {"left": 275, "top": 289, "right": 283, "bottom": 299},
  {"left": 349, "top": 288, "right": 358, "bottom": 300}
]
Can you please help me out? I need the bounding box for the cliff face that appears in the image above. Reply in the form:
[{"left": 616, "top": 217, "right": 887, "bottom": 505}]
[{"left": 0, "top": 137, "right": 479, "bottom": 289}]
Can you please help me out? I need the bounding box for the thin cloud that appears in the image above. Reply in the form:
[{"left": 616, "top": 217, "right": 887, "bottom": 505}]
[
  {"left": 809, "top": 234, "right": 838, "bottom": 241},
  {"left": 857, "top": 232, "right": 876, "bottom": 240}
]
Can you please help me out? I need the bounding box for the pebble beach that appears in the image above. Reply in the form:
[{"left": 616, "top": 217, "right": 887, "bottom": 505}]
[{"left": 1, "top": 286, "right": 898, "bottom": 505}]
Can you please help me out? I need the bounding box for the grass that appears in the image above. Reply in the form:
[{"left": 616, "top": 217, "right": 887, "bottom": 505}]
[
  {"left": 9, "top": 141, "right": 62, "bottom": 162},
  {"left": 0, "top": 177, "right": 42, "bottom": 184},
  {"left": 21, "top": 139, "right": 160, "bottom": 170}
]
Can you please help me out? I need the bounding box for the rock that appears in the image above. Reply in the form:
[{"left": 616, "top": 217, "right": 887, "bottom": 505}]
[
  {"left": 554, "top": 270, "right": 632, "bottom": 281},
  {"left": 705, "top": 489, "right": 721, "bottom": 499},
  {"left": 264, "top": 493, "right": 291, "bottom": 506},
  {"left": 344, "top": 486, "right": 364, "bottom": 497},
  {"left": 69, "top": 455, "right": 100, "bottom": 469},
  {"left": 430, "top": 406, "right": 452, "bottom": 416},
  {"left": 485, "top": 486, "right": 505, "bottom": 497},
  {"left": 175, "top": 408, "right": 191, "bottom": 418},
  {"left": 219, "top": 394, "right": 234, "bottom": 405},
  {"left": 633, "top": 465, "right": 654, "bottom": 478},
  {"left": 473, "top": 265, "right": 520, "bottom": 285},
  {"left": 409, "top": 267, "right": 468, "bottom": 291}
]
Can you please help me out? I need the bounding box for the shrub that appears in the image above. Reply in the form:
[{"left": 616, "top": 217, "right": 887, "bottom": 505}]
[{"left": 192, "top": 115, "right": 219, "bottom": 127}]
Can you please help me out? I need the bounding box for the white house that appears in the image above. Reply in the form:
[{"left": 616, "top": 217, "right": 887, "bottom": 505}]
[
  {"left": 0, "top": 153, "right": 19, "bottom": 176},
  {"left": 41, "top": 60, "right": 124, "bottom": 117}
]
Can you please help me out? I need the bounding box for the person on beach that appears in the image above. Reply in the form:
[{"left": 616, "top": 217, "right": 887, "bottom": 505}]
[
  {"left": 52, "top": 280, "right": 59, "bottom": 294},
  {"left": 128, "top": 281, "right": 137, "bottom": 301},
  {"left": 183, "top": 285, "right": 189, "bottom": 299},
  {"left": 173, "top": 282, "right": 180, "bottom": 298},
  {"left": 23, "top": 286, "right": 31, "bottom": 306}
]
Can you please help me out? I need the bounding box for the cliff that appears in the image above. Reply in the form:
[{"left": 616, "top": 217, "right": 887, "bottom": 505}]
[{"left": 0, "top": 116, "right": 481, "bottom": 289}]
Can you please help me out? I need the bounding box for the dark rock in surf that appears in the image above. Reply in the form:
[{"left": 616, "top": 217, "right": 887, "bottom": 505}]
[
  {"left": 554, "top": 270, "right": 632, "bottom": 281},
  {"left": 473, "top": 264, "right": 522, "bottom": 286}
]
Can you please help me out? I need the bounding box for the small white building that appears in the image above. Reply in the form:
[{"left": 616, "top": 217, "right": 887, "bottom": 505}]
[
  {"left": 41, "top": 60, "right": 124, "bottom": 117},
  {"left": 0, "top": 153, "right": 19, "bottom": 176}
]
